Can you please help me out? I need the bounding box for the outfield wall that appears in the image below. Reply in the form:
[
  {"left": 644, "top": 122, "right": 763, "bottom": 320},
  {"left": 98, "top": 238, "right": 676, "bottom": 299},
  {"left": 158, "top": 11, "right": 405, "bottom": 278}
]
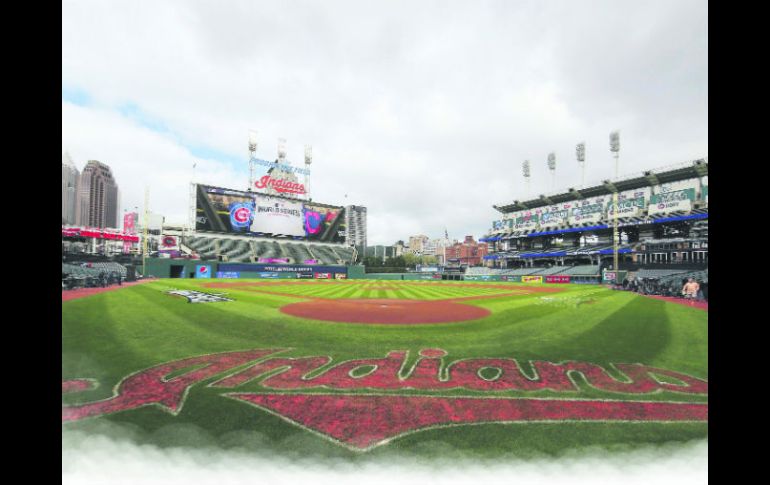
[
  {"left": 140, "top": 259, "right": 600, "bottom": 284},
  {"left": 142, "top": 258, "right": 348, "bottom": 279},
  {"left": 359, "top": 273, "right": 443, "bottom": 281}
]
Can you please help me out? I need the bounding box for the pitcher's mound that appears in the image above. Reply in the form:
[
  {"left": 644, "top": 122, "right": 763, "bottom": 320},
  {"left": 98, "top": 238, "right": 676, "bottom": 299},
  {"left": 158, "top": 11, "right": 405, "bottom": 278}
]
[{"left": 280, "top": 298, "right": 490, "bottom": 324}]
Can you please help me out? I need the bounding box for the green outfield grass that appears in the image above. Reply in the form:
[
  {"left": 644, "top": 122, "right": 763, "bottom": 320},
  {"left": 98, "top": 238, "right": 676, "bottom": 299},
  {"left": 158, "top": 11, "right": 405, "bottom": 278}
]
[{"left": 62, "top": 279, "right": 708, "bottom": 459}]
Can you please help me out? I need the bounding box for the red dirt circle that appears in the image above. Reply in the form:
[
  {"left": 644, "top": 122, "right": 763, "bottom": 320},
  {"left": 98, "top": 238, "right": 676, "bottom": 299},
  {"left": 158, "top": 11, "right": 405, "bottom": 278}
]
[{"left": 280, "top": 298, "right": 491, "bottom": 325}]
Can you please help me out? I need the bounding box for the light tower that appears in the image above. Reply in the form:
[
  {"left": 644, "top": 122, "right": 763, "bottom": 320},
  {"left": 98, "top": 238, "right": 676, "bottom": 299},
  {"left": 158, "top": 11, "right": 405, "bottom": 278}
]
[
  {"left": 142, "top": 186, "right": 149, "bottom": 277},
  {"left": 576, "top": 142, "right": 586, "bottom": 188},
  {"left": 304, "top": 145, "right": 312, "bottom": 201},
  {"left": 277, "top": 138, "right": 287, "bottom": 163},
  {"left": 188, "top": 161, "right": 197, "bottom": 236},
  {"left": 522, "top": 160, "right": 531, "bottom": 199},
  {"left": 547, "top": 152, "right": 556, "bottom": 191},
  {"left": 609, "top": 130, "right": 620, "bottom": 179},
  {"left": 248, "top": 130, "right": 258, "bottom": 192},
  {"left": 609, "top": 131, "right": 620, "bottom": 276}
]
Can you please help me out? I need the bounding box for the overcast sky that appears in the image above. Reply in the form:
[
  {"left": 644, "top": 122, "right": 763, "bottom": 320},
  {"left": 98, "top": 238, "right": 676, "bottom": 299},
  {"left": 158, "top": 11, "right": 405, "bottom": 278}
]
[{"left": 62, "top": 0, "right": 707, "bottom": 245}]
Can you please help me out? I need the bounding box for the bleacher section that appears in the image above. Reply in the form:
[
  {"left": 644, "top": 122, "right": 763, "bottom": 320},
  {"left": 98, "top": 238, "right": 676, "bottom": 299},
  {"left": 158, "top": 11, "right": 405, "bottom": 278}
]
[
  {"left": 185, "top": 237, "right": 218, "bottom": 260},
  {"left": 634, "top": 268, "right": 689, "bottom": 279},
  {"left": 502, "top": 267, "right": 546, "bottom": 276},
  {"left": 312, "top": 245, "right": 342, "bottom": 265},
  {"left": 538, "top": 266, "right": 568, "bottom": 275},
  {"left": 465, "top": 265, "right": 601, "bottom": 277},
  {"left": 559, "top": 265, "right": 601, "bottom": 276},
  {"left": 63, "top": 262, "right": 127, "bottom": 277},
  {"left": 493, "top": 244, "right": 633, "bottom": 259}
]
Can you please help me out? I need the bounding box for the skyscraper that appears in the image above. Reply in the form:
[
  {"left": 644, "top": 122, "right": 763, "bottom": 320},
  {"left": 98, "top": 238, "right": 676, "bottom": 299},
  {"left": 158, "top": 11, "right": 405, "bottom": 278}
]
[
  {"left": 345, "top": 205, "right": 367, "bottom": 248},
  {"left": 61, "top": 151, "right": 79, "bottom": 225},
  {"left": 77, "top": 160, "right": 120, "bottom": 229}
]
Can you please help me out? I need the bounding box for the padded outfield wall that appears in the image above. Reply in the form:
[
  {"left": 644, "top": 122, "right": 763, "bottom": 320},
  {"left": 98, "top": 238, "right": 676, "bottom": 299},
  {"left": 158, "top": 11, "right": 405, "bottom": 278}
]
[{"left": 142, "top": 258, "right": 348, "bottom": 279}]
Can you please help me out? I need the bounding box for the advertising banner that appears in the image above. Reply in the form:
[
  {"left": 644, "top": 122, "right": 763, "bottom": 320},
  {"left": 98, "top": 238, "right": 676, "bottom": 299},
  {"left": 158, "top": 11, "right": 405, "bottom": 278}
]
[
  {"left": 538, "top": 206, "right": 570, "bottom": 228},
  {"left": 648, "top": 188, "right": 696, "bottom": 215},
  {"left": 123, "top": 212, "right": 138, "bottom": 234},
  {"left": 607, "top": 196, "right": 646, "bottom": 218},
  {"left": 258, "top": 258, "right": 290, "bottom": 263},
  {"left": 219, "top": 263, "right": 344, "bottom": 273},
  {"left": 546, "top": 275, "right": 571, "bottom": 284},
  {"left": 216, "top": 271, "right": 240, "bottom": 278},
  {"left": 334, "top": 273, "right": 347, "bottom": 279},
  {"left": 522, "top": 275, "right": 543, "bottom": 283},
  {"left": 492, "top": 220, "right": 512, "bottom": 232},
  {"left": 314, "top": 272, "right": 331, "bottom": 279},
  {"left": 500, "top": 275, "right": 522, "bottom": 282},
  {"left": 654, "top": 178, "right": 700, "bottom": 195},
  {"left": 251, "top": 195, "right": 305, "bottom": 236},
  {"left": 195, "top": 265, "right": 212, "bottom": 279},
  {"left": 161, "top": 235, "right": 179, "bottom": 249},
  {"left": 509, "top": 211, "right": 539, "bottom": 232},
  {"left": 258, "top": 272, "right": 279, "bottom": 279},
  {"left": 569, "top": 196, "right": 607, "bottom": 225},
  {"left": 603, "top": 271, "right": 616, "bottom": 282}
]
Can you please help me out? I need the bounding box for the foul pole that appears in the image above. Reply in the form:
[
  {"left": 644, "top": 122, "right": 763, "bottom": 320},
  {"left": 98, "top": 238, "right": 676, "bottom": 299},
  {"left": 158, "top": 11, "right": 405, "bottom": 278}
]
[
  {"left": 612, "top": 191, "right": 619, "bottom": 277},
  {"left": 142, "top": 187, "right": 149, "bottom": 277}
]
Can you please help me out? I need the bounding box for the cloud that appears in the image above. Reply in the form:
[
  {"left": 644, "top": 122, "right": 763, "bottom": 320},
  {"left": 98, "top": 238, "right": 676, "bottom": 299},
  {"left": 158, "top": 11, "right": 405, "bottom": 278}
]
[
  {"left": 62, "top": 424, "right": 708, "bottom": 485},
  {"left": 62, "top": 0, "right": 707, "bottom": 243}
]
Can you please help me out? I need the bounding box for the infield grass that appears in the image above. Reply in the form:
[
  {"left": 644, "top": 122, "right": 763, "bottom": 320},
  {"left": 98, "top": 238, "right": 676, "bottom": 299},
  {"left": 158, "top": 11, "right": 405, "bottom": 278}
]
[{"left": 62, "top": 279, "right": 708, "bottom": 459}]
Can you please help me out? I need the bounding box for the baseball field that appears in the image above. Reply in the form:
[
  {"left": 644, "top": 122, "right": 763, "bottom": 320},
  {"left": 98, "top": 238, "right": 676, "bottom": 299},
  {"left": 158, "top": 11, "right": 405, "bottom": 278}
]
[{"left": 62, "top": 279, "right": 708, "bottom": 459}]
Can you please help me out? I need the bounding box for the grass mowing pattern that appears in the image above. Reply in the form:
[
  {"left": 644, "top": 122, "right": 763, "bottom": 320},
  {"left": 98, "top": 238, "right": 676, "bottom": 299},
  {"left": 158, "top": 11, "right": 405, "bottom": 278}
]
[{"left": 62, "top": 279, "right": 707, "bottom": 458}]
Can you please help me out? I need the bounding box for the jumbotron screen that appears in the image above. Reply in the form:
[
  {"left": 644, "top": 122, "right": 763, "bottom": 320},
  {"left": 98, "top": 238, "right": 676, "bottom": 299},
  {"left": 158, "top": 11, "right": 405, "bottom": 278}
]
[{"left": 195, "top": 184, "right": 346, "bottom": 242}]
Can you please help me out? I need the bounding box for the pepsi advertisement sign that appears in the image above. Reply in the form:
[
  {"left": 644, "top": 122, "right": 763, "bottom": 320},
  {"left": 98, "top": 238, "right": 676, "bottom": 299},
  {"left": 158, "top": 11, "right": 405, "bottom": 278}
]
[{"left": 195, "top": 265, "right": 212, "bottom": 278}]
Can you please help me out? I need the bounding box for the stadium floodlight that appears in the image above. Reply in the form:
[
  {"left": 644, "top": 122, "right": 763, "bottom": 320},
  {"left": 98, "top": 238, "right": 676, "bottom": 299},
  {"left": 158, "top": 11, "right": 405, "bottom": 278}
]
[
  {"left": 576, "top": 142, "right": 585, "bottom": 162},
  {"left": 522, "top": 160, "right": 531, "bottom": 198},
  {"left": 278, "top": 138, "right": 287, "bottom": 161},
  {"left": 248, "top": 130, "right": 258, "bottom": 192},
  {"left": 610, "top": 130, "right": 620, "bottom": 179},
  {"left": 304, "top": 145, "right": 312, "bottom": 201},
  {"left": 576, "top": 142, "right": 586, "bottom": 188},
  {"left": 248, "top": 130, "right": 258, "bottom": 153},
  {"left": 547, "top": 153, "right": 556, "bottom": 190}
]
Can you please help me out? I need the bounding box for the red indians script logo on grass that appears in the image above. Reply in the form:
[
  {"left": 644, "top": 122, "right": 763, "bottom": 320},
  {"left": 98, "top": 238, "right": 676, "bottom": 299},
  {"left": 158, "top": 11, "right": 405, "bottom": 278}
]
[
  {"left": 255, "top": 175, "right": 306, "bottom": 195},
  {"left": 62, "top": 348, "right": 708, "bottom": 451}
]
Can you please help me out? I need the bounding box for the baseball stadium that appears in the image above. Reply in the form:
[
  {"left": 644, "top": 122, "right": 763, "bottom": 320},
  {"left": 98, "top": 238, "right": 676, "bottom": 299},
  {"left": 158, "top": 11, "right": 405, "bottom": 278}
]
[{"left": 62, "top": 153, "right": 708, "bottom": 462}]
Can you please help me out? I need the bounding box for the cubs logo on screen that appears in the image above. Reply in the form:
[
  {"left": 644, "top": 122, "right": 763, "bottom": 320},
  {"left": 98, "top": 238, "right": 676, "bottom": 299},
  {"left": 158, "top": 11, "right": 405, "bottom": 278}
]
[{"left": 229, "top": 202, "right": 253, "bottom": 231}]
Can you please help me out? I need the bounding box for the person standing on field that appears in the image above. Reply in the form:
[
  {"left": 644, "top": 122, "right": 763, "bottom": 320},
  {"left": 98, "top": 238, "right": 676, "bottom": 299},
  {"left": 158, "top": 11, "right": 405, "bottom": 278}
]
[{"left": 682, "top": 278, "right": 700, "bottom": 305}]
